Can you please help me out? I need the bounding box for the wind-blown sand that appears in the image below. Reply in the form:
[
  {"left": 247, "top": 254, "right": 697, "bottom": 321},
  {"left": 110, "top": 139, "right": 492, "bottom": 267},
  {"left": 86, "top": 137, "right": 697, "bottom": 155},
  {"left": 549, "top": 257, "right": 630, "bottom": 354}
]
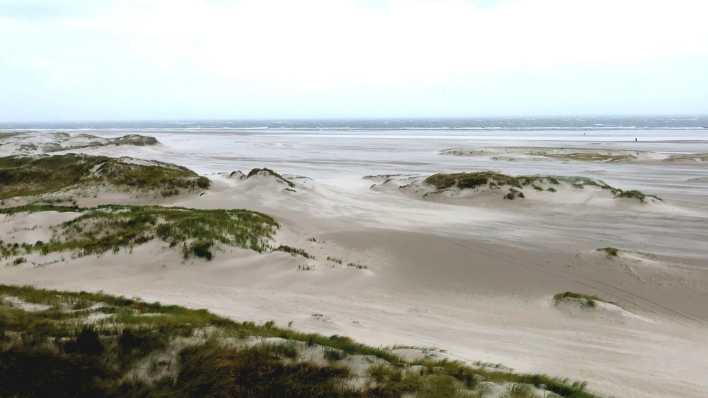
[{"left": 1, "top": 130, "right": 707, "bottom": 398}]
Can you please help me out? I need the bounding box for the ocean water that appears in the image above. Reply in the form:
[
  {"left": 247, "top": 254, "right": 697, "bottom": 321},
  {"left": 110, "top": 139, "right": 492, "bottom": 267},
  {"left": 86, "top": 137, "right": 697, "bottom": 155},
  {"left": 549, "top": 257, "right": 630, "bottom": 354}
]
[
  {"left": 3, "top": 117, "right": 707, "bottom": 143},
  {"left": 2, "top": 116, "right": 708, "bottom": 131}
]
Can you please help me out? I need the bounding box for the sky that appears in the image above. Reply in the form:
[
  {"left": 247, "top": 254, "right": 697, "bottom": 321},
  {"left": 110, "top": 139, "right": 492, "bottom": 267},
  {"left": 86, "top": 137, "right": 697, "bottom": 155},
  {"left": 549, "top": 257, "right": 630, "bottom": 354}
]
[{"left": 1, "top": 0, "right": 707, "bottom": 121}]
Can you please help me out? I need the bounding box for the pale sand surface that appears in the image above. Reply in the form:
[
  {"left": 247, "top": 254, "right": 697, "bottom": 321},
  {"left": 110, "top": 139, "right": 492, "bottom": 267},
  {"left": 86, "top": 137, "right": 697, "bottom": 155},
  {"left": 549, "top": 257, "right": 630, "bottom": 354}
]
[{"left": 1, "top": 131, "right": 707, "bottom": 397}]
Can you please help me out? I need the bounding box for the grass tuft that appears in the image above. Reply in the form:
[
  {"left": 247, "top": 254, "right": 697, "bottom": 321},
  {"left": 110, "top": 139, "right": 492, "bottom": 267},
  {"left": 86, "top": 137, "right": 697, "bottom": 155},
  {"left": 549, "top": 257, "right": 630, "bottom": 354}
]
[{"left": 552, "top": 292, "right": 605, "bottom": 308}]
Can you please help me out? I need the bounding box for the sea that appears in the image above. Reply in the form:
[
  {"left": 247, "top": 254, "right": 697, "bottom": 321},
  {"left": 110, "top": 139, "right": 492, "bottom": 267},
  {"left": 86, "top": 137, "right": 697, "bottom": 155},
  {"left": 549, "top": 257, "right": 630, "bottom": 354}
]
[{"left": 1, "top": 116, "right": 707, "bottom": 141}]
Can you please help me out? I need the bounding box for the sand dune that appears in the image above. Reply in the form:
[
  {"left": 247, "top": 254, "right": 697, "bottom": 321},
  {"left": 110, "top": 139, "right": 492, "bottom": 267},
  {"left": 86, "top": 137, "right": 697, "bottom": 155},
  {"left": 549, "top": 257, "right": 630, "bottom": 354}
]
[
  {"left": 368, "top": 171, "right": 663, "bottom": 208},
  {"left": 1, "top": 132, "right": 707, "bottom": 397},
  {"left": 0, "top": 131, "right": 157, "bottom": 155}
]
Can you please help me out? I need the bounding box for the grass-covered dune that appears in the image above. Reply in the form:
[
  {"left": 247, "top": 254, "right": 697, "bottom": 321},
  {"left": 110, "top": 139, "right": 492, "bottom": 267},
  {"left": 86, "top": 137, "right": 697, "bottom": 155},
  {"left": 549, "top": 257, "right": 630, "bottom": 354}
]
[
  {"left": 0, "top": 204, "right": 279, "bottom": 261},
  {"left": 423, "top": 171, "right": 661, "bottom": 203},
  {"left": 0, "top": 154, "right": 210, "bottom": 200},
  {"left": 0, "top": 284, "right": 596, "bottom": 398}
]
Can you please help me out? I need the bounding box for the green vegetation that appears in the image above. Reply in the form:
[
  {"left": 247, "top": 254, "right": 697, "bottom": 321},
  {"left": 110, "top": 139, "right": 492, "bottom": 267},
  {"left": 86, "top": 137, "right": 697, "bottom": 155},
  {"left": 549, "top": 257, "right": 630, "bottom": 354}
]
[
  {"left": 0, "top": 205, "right": 278, "bottom": 260},
  {"left": 0, "top": 154, "right": 209, "bottom": 199},
  {"left": 553, "top": 292, "right": 606, "bottom": 308},
  {"left": 424, "top": 171, "right": 527, "bottom": 190},
  {"left": 422, "top": 171, "right": 661, "bottom": 202},
  {"left": 614, "top": 190, "right": 656, "bottom": 202},
  {"left": 0, "top": 284, "right": 597, "bottom": 398},
  {"left": 111, "top": 134, "right": 159, "bottom": 147},
  {"left": 540, "top": 152, "right": 636, "bottom": 162},
  {"left": 441, "top": 148, "right": 638, "bottom": 163},
  {"left": 598, "top": 247, "right": 619, "bottom": 257},
  {"left": 0, "top": 203, "right": 81, "bottom": 215},
  {"left": 6, "top": 133, "right": 158, "bottom": 154},
  {"left": 324, "top": 347, "right": 347, "bottom": 362},
  {"left": 665, "top": 153, "right": 708, "bottom": 162},
  {"left": 423, "top": 171, "right": 568, "bottom": 191},
  {"left": 11, "top": 257, "right": 26, "bottom": 265},
  {"left": 176, "top": 342, "right": 352, "bottom": 398}
]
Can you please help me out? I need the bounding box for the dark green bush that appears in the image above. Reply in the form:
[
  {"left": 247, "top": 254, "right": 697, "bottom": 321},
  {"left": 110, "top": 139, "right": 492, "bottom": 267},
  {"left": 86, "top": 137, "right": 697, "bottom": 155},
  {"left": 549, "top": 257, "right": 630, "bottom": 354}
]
[{"left": 64, "top": 327, "right": 104, "bottom": 355}]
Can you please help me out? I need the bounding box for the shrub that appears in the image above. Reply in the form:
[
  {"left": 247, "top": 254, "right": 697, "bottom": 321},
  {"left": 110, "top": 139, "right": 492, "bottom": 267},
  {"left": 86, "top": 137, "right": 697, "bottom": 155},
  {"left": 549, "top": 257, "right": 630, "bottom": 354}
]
[
  {"left": 186, "top": 240, "right": 213, "bottom": 261},
  {"left": 196, "top": 176, "right": 211, "bottom": 189},
  {"left": 0, "top": 349, "right": 106, "bottom": 398},
  {"left": 64, "top": 327, "right": 104, "bottom": 355},
  {"left": 598, "top": 247, "right": 619, "bottom": 257},
  {"left": 118, "top": 328, "right": 166, "bottom": 358},
  {"left": 324, "top": 348, "right": 346, "bottom": 362}
]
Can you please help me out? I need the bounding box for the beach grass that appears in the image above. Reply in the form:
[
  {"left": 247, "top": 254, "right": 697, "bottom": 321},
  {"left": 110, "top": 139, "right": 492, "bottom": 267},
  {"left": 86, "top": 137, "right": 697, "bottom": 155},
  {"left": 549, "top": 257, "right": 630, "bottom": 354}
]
[
  {"left": 423, "top": 171, "right": 660, "bottom": 202},
  {"left": 0, "top": 284, "right": 598, "bottom": 398},
  {"left": 0, "top": 154, "right": 209, "bottom": 199},
  {"left": 0, "top": 204, "right": 279, "bottom": 260}
]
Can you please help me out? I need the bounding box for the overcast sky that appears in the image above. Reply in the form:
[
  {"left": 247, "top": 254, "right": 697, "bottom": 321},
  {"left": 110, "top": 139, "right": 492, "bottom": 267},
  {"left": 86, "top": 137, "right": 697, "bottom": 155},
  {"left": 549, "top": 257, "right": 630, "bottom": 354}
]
[{"left": 1, "top": 0, "right": 707, "bottom": 121}]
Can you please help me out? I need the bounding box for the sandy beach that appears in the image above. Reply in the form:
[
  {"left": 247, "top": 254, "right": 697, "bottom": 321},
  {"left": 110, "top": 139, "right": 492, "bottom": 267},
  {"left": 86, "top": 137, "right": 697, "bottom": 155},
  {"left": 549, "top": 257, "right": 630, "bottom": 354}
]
[{"left": 1, "top": 128, "right": 707, "bottom": 397}]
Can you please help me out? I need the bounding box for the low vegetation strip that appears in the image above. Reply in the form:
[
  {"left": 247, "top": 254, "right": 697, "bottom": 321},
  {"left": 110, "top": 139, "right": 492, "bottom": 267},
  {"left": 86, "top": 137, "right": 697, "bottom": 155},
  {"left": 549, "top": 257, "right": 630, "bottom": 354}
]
[
  {"left": 0, "top": 204, "right": 279, "bottom": 260},
  {"left": 540, "top": 152, "right": 636, "bottom": 162},
  {"left": 0, "top": 154, "right": 209, "bottom": 199},
  {"left": 0, "top": 284, "right": 597, "bottom": 398}
]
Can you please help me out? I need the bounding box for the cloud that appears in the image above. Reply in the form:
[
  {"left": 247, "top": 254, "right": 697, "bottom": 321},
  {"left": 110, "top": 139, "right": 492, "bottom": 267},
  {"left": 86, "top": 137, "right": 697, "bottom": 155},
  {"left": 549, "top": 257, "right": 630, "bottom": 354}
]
[{"left": 1, "top": 0, "right": 707, "bottom": 120}]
